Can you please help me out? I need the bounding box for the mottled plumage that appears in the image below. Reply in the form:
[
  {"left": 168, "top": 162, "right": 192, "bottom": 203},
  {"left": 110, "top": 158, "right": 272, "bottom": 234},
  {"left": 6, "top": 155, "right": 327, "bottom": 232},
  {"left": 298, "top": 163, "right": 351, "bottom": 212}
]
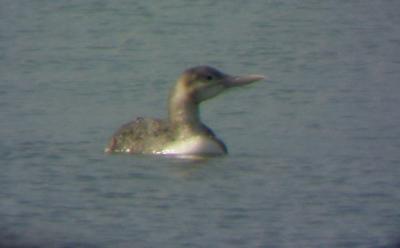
[{"left": 106, "top": 117, "right": 227, "bottom": 154}]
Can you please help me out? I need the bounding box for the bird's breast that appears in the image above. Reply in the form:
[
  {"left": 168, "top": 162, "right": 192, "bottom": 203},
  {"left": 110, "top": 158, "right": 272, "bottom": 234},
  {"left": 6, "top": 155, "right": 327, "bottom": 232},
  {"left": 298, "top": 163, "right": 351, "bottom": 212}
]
[{"left": 157, "top": 135, "right": 226, "bottom": 156}]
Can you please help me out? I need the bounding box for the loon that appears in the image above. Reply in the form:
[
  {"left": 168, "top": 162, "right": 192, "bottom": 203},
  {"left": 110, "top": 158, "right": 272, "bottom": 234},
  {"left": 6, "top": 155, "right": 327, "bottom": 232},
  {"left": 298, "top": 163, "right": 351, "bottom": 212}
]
[{"left": 105, "top": 66, "right": 264, "bottom": 156}]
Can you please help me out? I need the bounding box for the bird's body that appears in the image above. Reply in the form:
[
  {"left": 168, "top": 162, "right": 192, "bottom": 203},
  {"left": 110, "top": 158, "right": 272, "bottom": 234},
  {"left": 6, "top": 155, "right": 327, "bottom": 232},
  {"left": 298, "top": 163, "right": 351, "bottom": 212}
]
[
  {"left": 105, "top": 66, "right": 264, "bottom": 156},
  {"left": 106, "top": 117, "right": 227, "bottom": 155}
]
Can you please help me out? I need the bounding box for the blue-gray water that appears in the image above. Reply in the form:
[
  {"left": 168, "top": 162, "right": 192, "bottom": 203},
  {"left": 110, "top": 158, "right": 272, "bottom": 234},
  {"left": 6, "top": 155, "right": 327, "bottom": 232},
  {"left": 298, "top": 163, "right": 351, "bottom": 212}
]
[{"left": 1, "top": 1, "right": 400, "bottom": 247}]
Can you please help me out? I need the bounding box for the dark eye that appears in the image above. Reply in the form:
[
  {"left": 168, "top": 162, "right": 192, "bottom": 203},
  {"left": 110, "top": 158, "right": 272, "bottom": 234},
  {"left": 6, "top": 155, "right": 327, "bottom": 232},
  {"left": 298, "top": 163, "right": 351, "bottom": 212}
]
[{"left": 206, "top": 75, "right": 213, "bottom": 80}]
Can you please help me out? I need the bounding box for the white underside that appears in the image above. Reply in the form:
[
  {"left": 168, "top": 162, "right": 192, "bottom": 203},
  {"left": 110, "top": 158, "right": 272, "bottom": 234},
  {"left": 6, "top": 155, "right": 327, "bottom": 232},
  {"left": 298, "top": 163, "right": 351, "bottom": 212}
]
[{"left": 157, "top": 136, "right": 225, "bottom": 156}]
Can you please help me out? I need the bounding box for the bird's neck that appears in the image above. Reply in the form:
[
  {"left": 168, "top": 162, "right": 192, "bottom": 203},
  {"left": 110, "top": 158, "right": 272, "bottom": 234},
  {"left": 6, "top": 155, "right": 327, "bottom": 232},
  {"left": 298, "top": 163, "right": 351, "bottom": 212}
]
[{"left": 168, "top": 82, "right": 202, "bottom": 134}]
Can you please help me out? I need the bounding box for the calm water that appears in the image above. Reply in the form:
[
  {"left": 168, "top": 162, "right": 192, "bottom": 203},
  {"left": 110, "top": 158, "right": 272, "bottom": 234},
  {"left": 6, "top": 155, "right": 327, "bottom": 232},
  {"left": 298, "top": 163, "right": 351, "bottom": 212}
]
[{"left": 1, "top": 1, "right": 400, "bottom": 247}]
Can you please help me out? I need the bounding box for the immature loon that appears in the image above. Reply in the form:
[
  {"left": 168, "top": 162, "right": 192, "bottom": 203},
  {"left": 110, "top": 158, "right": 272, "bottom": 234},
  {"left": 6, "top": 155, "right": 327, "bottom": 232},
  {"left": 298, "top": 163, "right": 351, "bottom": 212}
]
[{"left": 105, "top": 66, "right": 264, "bottom": 156}]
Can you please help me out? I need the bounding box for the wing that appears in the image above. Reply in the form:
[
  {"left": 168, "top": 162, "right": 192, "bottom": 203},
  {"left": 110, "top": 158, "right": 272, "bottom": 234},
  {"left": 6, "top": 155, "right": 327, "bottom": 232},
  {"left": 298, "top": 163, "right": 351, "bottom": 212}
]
[{"left": 105, "top": 117, "right": 172, "bottom": 154}]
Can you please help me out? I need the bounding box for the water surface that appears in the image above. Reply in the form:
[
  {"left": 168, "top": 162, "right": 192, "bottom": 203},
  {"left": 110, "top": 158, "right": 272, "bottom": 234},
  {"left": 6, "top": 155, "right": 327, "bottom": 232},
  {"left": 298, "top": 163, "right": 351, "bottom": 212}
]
[{"left": 1, "top": 1, "right": 400, "bottom": 247}]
